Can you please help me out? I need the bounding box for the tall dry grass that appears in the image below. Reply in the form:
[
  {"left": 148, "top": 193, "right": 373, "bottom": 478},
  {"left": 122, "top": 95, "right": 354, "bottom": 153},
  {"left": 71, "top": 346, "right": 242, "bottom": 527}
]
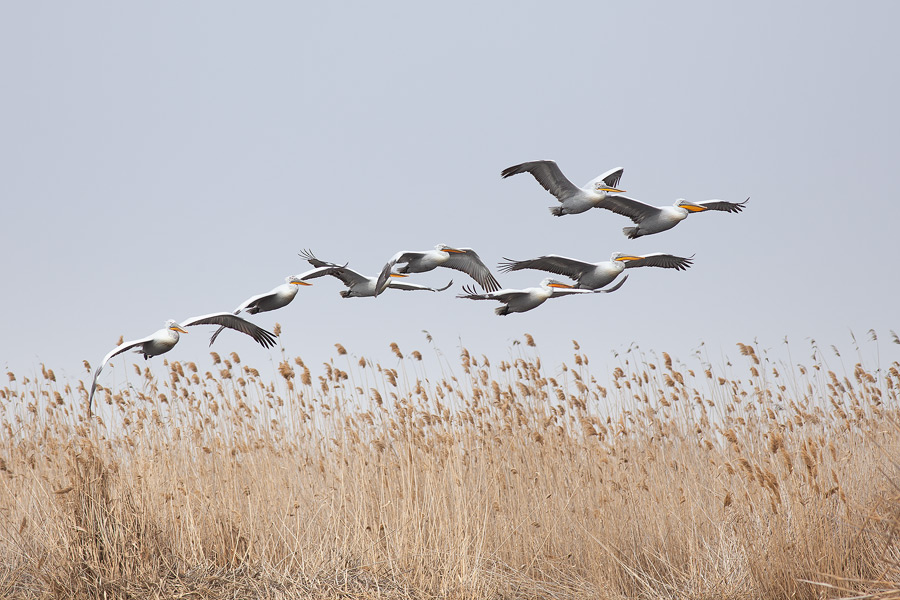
[{"left": 0, "top": 334, "right": 898, "bottom": 599}]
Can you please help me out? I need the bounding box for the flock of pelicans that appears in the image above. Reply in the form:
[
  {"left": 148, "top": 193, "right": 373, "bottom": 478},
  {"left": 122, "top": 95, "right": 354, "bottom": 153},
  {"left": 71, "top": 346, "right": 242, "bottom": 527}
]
[{"left": 87, "top": 160, "right": 749, "bottom": 413}]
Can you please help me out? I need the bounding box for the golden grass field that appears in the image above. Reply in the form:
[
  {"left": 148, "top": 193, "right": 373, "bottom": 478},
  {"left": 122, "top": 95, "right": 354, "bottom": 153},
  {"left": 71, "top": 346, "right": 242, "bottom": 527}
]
[{"left": 1, "top": 332, "right": 899, "bottom": 599}]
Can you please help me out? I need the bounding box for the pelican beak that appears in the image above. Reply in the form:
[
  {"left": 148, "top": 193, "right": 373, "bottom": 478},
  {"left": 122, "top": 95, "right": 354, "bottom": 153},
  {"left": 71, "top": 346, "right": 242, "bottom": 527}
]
[
  {"left": 389, "top": 273, "right": 409, "bottom": 278},
  {"left": 292, "top": 281, "right": 313, "bottom": 286},
  {"left": 682, "top": 204, "right": 708, "bottom": 212},
  {"left": 601, "top": 187, "right": 626, "bottom": 193},
  {"left": 171, "top": 325, "right": 189, "bottom": 334},
  {"left": 548, "top": 282, "right": 573, "bottom": 289},
  {"left": 444, "top": 247, "right": 465, "bottom": 253},
  {"left": 614, "top": 255, "right": 642, "bottom": 261}
]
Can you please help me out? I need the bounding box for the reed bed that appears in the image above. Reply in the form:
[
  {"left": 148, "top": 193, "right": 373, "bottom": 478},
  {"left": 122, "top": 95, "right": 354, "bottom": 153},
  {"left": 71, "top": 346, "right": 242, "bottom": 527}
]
[{"left": 0, "top": 333, "right": 898, "bottom": 599}]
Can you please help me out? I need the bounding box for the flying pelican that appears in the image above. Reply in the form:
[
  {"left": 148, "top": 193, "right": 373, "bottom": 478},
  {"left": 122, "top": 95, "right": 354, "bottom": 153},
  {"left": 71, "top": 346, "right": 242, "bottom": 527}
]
[
  {"left": 299, "top": 250, "right": 453, "bottom": 298},
  {"left": 88, "top": 314, "right": 277, "bottom": 414},
  {"left": 498, "top": 252, "right": 693, "bottom": 290},
  {"left": 375, "top": 244, "right": 500, "bottom": 296},
  {"left": 457, "top": 276, "right": 627, "bottom": 316},
  {"left": 501, "top": 160, "right": 626, "bottom": 216},
  {"left": 208, "top": 266, "right": 339, "bottom": 345},
  {"left": 598, "top": 197, "right": 749, "bottom": 239}
]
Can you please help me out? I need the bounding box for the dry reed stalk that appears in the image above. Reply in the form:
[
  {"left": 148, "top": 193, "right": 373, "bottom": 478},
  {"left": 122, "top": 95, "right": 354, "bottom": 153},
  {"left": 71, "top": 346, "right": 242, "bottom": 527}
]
[{"left": 0, "top": 339, "right": 897, "bottom": 599}]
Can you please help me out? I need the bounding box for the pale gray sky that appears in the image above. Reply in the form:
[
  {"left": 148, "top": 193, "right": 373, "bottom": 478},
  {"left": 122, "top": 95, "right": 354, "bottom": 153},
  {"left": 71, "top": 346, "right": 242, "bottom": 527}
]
[{"left": 2, "top": 2, "right": 899, "bottom": 385}]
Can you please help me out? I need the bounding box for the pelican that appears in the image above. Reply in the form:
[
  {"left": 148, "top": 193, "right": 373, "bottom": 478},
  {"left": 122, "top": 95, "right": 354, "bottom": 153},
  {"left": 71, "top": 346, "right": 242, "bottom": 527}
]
[
  {"left": 501, "top": 160, "right": 626, "bottom": 216},
  {"left": 299, "top": 250, "right": 453, "bottom": 298},
  {"left": 375, "top": 244, "right": 500, "bottom": 296},
  {"left": 598, "top": 197, "right": 749, "bottom": 239},
  {"left": 457, "top": 276, "right": 626, "bottom": 316},
  {"left": 88, "top": 313, "right": 277, "bottom": 414},
  {"left": 209, "top": 266, "right": 338, "bottom": 345},
  {"left": 498, "top": 252, "right": 692, "bottom": 290}
]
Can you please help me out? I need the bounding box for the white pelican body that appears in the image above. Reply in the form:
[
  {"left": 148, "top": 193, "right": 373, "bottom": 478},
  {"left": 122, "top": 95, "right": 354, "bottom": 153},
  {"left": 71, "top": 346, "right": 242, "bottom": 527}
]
[
  {"left": 375, "top": 244, "right": 500, "bottom": 296},
  {"left": 299, "top": 250, "right": 452, "bottom": 298},
  {"left": 501, "top": 160, "right": 626, "bottom": 217},
  {"left": 598, "top": 197, "right": 749, "bottom": 239},
  {"left": 209, "top": 266, "right": 337, "bottom": 345},
  {"left": 457, "top": 277, "right": 626, "bottom": 316},
  {"left": 499, "top": 252, "right": 692, "bottom": 290},
  {"left": 89, "top": 314, "right": 277, "bottom": 413}
]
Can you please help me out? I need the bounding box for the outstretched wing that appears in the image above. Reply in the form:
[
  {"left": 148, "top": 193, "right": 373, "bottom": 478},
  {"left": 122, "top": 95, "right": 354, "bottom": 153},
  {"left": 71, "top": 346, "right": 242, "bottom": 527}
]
[
  {"left": 498, "top": 254, "right": 594, "bottom": 281},
  {"left": 297, "top": 265, "right": 344, "bottom": 280},
  {"left": 457, "top": 285, "right": 522, "bottom": 303},
  {"left": 88, "top": 334, "right": 153, "bottom": 413},
  {"left": 593, "top": 274, "right": 628, "bottom": 293},
  {"left": 374, "top": 250, "right": 427, "bottom": 296},
  {"left": 582, "top": 166, "right": 624, "bottom": 190},
  {"left": 597, "top": 195, "right": 661, "bottom": 224},
  {"left": 693, "top": 197, "right": 749, "bottom": 213},
  {"left": 234, "top": 290, "right": 275, "bottom": 314},
  {"left": 180, "top": 312, "right": 278, "bottom": 349},
  {"left": 298, "top": 249, "right": 345, "bottom": 270},
  {"left": 620, "top": 253, "right": 693, "bottom": 271},
  {"left": 388, "top": 279, "right": 454, "bottom": 292},
  {"left": 501, "top": 160, "right": 581, "bottom": 202},
  {"left": 444, "top": 249, "right": 501, "bottom": 292},
  {"left": 326, "top": 266, "right": 371, "bottom": 289}
]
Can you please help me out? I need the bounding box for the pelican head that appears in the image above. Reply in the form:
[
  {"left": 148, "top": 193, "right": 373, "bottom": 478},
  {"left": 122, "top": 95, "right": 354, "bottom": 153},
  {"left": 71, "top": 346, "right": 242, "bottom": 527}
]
[
  {"left": 594, "top": 182, "right": 625, "bottom": 194},
  {"left": 166, "top": 319, "right": 189, "bottom": 334},
  {"left": 286, "top": 275, "right": 312, "bottom": 286},
  {"left": 676, "top": 199, "right": 708, "bottom": 212},
  {"left": 436, "top": 244, "right": 465, "bottom": 254},
  {"left": 541, "top": 278, "right": 574, "bottom": 290}
]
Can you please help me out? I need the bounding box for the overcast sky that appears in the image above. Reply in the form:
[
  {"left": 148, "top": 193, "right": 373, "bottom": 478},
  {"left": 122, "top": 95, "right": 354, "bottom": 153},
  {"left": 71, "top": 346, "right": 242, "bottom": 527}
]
[{"left": 2, "top": 2, "right": 899, "bottom": 388}]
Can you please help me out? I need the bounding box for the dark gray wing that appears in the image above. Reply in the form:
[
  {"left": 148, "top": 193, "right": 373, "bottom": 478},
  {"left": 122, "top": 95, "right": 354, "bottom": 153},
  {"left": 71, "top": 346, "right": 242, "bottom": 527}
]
[
  {"left": 593, "top": 275, "right": 628, "bottom": 293},
  {"left": 180, "top": 312, "right": 277, "bottom": 348},
  {"left": 388, "top": 279, "right": 453, "bottom": 292},
  {"left": 597, "top": 195, "right": 661, "bottom": 224},
  {"left": 457, "top": 284, "right": 521, "bottom": 302},
  {"left": 621, "top": 253, "right": 693, "bottom": 271},
  {"left": 298, "top": 249, "right": 345, "bottom": 270},
  {"left": 582, "top": 167, "right": 625, "bottom": 190},
  {"left": 327, "top": 267, "right": 371, "bottom": 289},
  {"left": 444, "top": 248, "right": 501, "bottom": 292},
  {"left": 498, "top": 254, "right": 594, "bottom": 281},
  {"left": 501, "top": 160, "right": 581, "bottom": 202},
  {"left": 694, "top": 197, "right": 749, "bottom": 213},
  {"left": 374, "top": 250, "right": 427, "bottom": 296}
]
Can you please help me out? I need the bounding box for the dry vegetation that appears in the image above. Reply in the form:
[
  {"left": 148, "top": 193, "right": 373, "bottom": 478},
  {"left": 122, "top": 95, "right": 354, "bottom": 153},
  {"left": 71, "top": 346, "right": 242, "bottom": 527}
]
[{"left": 1, "top": 332, "right": 899, "bottom": 599}]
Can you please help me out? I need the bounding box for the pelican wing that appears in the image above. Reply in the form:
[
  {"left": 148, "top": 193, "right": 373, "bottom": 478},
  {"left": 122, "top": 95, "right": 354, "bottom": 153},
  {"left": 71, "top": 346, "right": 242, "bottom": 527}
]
[
  {"left": 234, "top": 290, "right": 276, "bottom": 313},
  {"left": 621, "top": 253, "right": 694, "bottom": 271},
  {"left": 498, "top": 254, "right": 594, "bottom": 280},
  {"left": 325, "top": 266, "right": 371, "bottom": 289},
  {"left": 374, "top": 250, "right": 427, "bottom": 296},
  {"left": 582, "top": 166, "right": 624, "bottom": 190},
  {"left": 88, "top": 334, "right": 154, "bottom": 412},
  {"left": 443, "top": 249, "right": 501, "bottom": 292},
  {"left": 297, "top": 265, "right": 343, "bottom": 280},
  {"left": 693, "top": 197, "right": 749, "bottom": 213},
  {"left": 457, "top": 285, "right": 522, "bottom": 303},
  {"left": 298, "top": 249, "right": 345, "bottom": 271},
  {"left": 501, "top": 160, "right": 581, "bottom": 202},
  {"left": 180, "top": 312, "right": 278, "bottom": 348},
  {"left": 594, "top": 274, "right": 628, "bottom": 293},
  {"left": 597, "top": 195, "right": 661, "bottom": 224},
  {"left": 388, "top": 279, "right": 454, "bottom": 293}
]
